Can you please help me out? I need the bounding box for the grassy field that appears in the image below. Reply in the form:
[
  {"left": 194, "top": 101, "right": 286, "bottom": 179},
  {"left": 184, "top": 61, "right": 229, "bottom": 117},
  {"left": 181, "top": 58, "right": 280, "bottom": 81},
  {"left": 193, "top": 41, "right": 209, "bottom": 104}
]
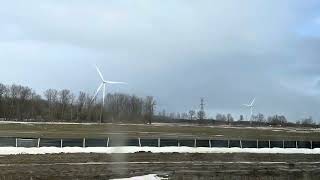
[{"left": 0, "top": 122, "right": 318, "bottom": 140}]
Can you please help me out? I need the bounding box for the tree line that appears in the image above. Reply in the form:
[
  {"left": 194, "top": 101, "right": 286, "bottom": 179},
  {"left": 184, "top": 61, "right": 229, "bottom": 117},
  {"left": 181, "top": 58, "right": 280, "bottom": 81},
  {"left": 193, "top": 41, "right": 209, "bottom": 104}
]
[
  {"left": 156, "top": 110, "right": 319, "bottom": 127},
  {"left": 0, "top": 83, "right": 155, "bottom": 123},
  {"left": 0, "top": 82, "right": 317, "bottom": 127}
]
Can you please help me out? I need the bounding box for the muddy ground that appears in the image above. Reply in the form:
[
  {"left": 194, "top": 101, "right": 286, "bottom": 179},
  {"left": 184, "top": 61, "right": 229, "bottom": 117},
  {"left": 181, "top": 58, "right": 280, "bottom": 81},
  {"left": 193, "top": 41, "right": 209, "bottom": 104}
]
[
  {"left": 0, "top": 122, "right": 318, "bottom": 140},
  {"left": 0, "top": 153, "right": 319, "bottom": 179}
]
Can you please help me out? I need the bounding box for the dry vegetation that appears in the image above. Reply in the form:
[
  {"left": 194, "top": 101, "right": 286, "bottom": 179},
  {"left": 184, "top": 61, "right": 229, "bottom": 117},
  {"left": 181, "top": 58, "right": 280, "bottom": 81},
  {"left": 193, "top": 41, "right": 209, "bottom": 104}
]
[{"left": 0, "top": 122, "right": 318, "bottom": 140}]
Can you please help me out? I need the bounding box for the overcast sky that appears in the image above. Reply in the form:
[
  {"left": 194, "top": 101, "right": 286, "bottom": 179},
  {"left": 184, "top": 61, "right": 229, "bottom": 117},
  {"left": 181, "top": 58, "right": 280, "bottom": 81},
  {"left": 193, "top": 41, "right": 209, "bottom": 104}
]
[{"left": 1, "top": 0, "right": 320, "bottom": 121}]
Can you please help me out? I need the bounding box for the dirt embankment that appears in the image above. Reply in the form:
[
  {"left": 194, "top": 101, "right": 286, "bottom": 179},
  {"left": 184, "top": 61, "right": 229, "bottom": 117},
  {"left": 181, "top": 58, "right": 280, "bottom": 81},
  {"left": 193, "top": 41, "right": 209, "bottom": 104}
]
[{"left": 0, "top": 153, "right": 319, "bottom": 180}]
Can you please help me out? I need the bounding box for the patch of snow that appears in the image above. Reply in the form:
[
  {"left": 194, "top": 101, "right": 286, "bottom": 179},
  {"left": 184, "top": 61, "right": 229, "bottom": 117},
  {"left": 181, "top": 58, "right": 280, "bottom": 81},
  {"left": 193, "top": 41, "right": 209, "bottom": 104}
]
[
  {"left": 0, "top": 121, "right": 101, "bottom": 125},
  {"left": 111, "top": 174, "right": 164, "bottom": 180},
  {"left": 0, "top": 147, "right": 319, "bottom": 155},
  {"left": 272, "top": 130, "right": 281, "bottom": 132},
  {"left": 287, "top": 130, "right": 312, "bottom": 133}
]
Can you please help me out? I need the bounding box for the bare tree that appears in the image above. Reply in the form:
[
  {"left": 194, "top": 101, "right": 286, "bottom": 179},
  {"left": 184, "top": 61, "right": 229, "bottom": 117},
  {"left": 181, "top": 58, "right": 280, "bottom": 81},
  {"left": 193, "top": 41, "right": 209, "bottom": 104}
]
[
  {"left": 19, "top": 86, "right": 32, "bottom": 120},
  {"left": 256, "top": 113, "right": 265, "bottom": 124},
  {"left": 161, "top": 109, "right": 166, "bottom": 117},
  {"left": 181, "top": 112, "right": 188, "bottom": 119},
  {"left": 144, "top": 96, "right": 156, "bottom": 124},
  {"left": 69, "top": 93, "right": 75, "bottom": 121},
  {"left": 301, "top": 116, "right": 314, "bottom": 126},
  {"left": 0, "top": 83, "right": 158, "bottom": 124},
  {"left": 30, "top": 91, "right": 43, "bottom": 121},
  {"left": 59, "top": 89, "right": 71, "bottom": 121},
  {"left": 0, "top": 84, "right": 6, "bottom": 119},
  {"left": 267, "top": 115, "right": 287, "bottom": 126},
  {"left": 10, "top": 85, "right": 21, "bottom": 120},
  {"left": 176, "top": 112, "right": 181, "bottom": 119},
  {"left": 227, "top": 113, "right": 234, "bottom": 124},
  {"left": 2, "top": 85, "right": 10, "bottom": 120},
  {"left": 197, "top": 110, "right": 206, "bottom": 120},
  {"left": 44, "top": 89, "right": 58, "bottom": 121},
  {"left": 189, "top": 110, "right": 195, "bottom": 120},
  {"left": 216, "top": 114, "right": 227, "bottom": 122},
  {"left": 76, "top": 91, "right": 87, "bottom": 121}
]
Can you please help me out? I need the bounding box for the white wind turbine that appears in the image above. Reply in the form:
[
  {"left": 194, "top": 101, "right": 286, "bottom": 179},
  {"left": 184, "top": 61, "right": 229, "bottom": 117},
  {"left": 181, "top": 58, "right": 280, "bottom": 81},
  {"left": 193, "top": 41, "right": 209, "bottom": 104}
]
[
  {"left": 91, "top": 65, "right": 127, "bottom": 122},
  {"left": 242, "top": 98, "right": 256, "bottom": 121}
]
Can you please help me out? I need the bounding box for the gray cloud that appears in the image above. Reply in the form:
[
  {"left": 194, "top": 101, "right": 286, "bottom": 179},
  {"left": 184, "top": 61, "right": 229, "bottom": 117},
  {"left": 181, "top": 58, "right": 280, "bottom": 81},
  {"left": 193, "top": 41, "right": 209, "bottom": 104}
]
[{"left": 0, "top": 0, "right": 320, "bottom": 121}]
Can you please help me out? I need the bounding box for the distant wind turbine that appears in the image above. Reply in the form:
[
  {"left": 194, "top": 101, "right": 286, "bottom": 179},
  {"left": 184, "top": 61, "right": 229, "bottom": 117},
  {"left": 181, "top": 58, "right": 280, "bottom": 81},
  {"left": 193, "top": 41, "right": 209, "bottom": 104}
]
[
  {"left": 91, "top": 65, "right": 127, "bottom": 122},
  {"left": 242, "top": 98, "right": 256, "bottom": 121}
]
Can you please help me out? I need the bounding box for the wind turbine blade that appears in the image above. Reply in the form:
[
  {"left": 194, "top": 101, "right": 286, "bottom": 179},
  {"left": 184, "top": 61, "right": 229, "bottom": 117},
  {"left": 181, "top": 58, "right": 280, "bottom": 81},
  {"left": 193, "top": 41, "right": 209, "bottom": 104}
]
[
  {"left": 106, "top": 81, "right": 127, "bottom": 84},
  {"left": 95, "top": 65, "right": 105, "bottom": 82},
  {"left": 91, "top": 83, "right": 103, "bottom": 102},
  {"left": 242, "top": 104, "right": 250, "bottom": 107}
]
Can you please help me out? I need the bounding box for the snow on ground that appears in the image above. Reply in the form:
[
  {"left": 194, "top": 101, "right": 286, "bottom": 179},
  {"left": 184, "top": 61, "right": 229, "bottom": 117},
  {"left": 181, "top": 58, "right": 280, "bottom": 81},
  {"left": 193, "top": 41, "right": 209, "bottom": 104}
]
[
  {"left": 0, "top": 121, "right": 101, "bottom": 125},
  {"left": 0, "top": 147, "right": 319, "bottom": 155},
  {"left": 111, "top": 174, "right": 164, "bottom": 180}
]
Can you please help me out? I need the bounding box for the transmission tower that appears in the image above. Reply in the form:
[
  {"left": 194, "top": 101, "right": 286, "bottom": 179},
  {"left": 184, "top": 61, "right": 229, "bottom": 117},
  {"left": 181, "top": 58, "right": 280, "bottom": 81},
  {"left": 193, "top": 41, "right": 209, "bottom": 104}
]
[{"left": 199, "top": 98, "right": 205, "bottom": 120}]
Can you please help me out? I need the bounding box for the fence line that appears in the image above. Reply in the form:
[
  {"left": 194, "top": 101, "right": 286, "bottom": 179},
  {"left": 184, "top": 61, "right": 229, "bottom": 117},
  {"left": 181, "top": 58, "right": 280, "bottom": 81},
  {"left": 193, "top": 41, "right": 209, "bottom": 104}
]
[{"left": 4, "top": 137, "right": 318, "bottom": 149}]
